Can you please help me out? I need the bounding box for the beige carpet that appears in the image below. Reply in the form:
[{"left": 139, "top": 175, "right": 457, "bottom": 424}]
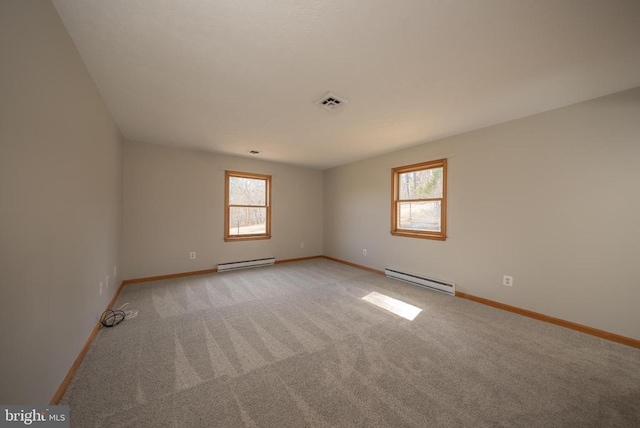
[{"left": 62, "top": 259, "right": 640, "bottom": 427}]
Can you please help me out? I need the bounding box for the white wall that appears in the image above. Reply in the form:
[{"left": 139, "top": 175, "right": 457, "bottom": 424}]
[
  {"left": 0, "top": 1, "right": 123, "bottom": 403},
  {"left": 324, "top": 87, "right": 640, "bottom": 341},
  {"left": 123, "top": 140, "right": 323, "bottom": 279}
]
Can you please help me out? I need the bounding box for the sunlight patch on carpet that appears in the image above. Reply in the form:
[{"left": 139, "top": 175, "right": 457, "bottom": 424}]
[{"left": 362, "top": 292, "right": 422, "bottom": 321}]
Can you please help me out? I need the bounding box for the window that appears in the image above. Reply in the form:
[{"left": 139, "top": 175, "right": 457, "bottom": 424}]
[
  {"left": 391, "top": 158, "right": 447, "bottom": 240},
  {"left": 225, "top": 170, "right": 271, "bottom": 241}
]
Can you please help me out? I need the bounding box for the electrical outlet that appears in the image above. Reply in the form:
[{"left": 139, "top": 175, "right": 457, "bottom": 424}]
[
  {"left": 99, "top": 282, "right": 103, "bottom": 296},
  {"left": 503, "top": 275, "right": 513, "bottom": 287},
  {"left": 363, "top": 249, "right": 367, "bottom": 256},
  {"left": 106, "top": 275, "right": 109, "bottom": 288},
  {"left": 300, "top": 242, "right": 305, "bottom": 249},
  {"left": 114, "top": 266, "right": 117, "bottom": 277},
  {"left": 190, "top": 252, "right": 196, "bottom": 260}
]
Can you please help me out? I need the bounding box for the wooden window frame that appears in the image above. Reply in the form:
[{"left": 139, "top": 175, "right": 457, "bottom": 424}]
[
  {"left": 224, "top": 170, "right": 272, "bottom": 242},
  {"left": 391, "top": 158, "right": 447, "bottom": 241}
]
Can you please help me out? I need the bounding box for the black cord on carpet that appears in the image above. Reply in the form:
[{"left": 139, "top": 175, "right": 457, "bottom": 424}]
[{"left": 100, "top": 309, "right": 126, "bottom": 328}]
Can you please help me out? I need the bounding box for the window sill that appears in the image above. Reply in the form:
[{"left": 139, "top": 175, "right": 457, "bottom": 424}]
[
  {"left": 390, "top": 230, "right": 446, "bottom": 241},
  {"left": 224, "top": 235, "right": 271, "bottom": 242}
]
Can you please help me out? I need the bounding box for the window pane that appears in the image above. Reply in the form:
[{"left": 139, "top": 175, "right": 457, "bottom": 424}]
[
  {"left": 229, "top": 207, "right": 267, "bottom": 235},
  {"left": 229, "top": 177, "right": 266, "bottom": 206},
  {"left": 399, "top": 167, "right": 443, "bottom": 200},
  {"left": 398, "top": 201, "right": 441, "bottom": 232}
]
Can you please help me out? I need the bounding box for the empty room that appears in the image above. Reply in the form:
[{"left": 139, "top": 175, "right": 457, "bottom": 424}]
[{"left": 2, "top": 0, "right": 640, "bottom": 426}]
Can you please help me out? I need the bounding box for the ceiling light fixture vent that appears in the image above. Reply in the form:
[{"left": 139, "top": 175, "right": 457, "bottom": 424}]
[{"left": 315, "top": 91, "right": 349, "bottom": 113}]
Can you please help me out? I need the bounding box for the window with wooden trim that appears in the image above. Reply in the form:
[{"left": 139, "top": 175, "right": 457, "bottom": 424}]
[
  {"left": 391, "top": 159, "right": 447, "bottom": 241},
  {"left": 225, "top": 171, "right": 271, "bottom": 241}
]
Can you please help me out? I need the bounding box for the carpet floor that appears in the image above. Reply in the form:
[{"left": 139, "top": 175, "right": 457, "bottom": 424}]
[{"left": 62, "top": 259, "right": 640, "bottom": 427}]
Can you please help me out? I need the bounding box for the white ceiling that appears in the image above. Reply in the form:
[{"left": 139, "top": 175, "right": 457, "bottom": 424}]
[{"left": 52, "top": 0, "right": 640, "bottom": 169}]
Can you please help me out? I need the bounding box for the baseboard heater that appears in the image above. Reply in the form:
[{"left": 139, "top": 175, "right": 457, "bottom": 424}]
[
  {"left": 217, "top": 257, "right": 275, "bottom": 273},
  {"left": 385, "top": 268, "right": 455, "bottom": 296}
]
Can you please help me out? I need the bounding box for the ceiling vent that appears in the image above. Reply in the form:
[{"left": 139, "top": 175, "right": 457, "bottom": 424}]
[{"left": 315, "top": 92, "right": 349, "bottom": 113}]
